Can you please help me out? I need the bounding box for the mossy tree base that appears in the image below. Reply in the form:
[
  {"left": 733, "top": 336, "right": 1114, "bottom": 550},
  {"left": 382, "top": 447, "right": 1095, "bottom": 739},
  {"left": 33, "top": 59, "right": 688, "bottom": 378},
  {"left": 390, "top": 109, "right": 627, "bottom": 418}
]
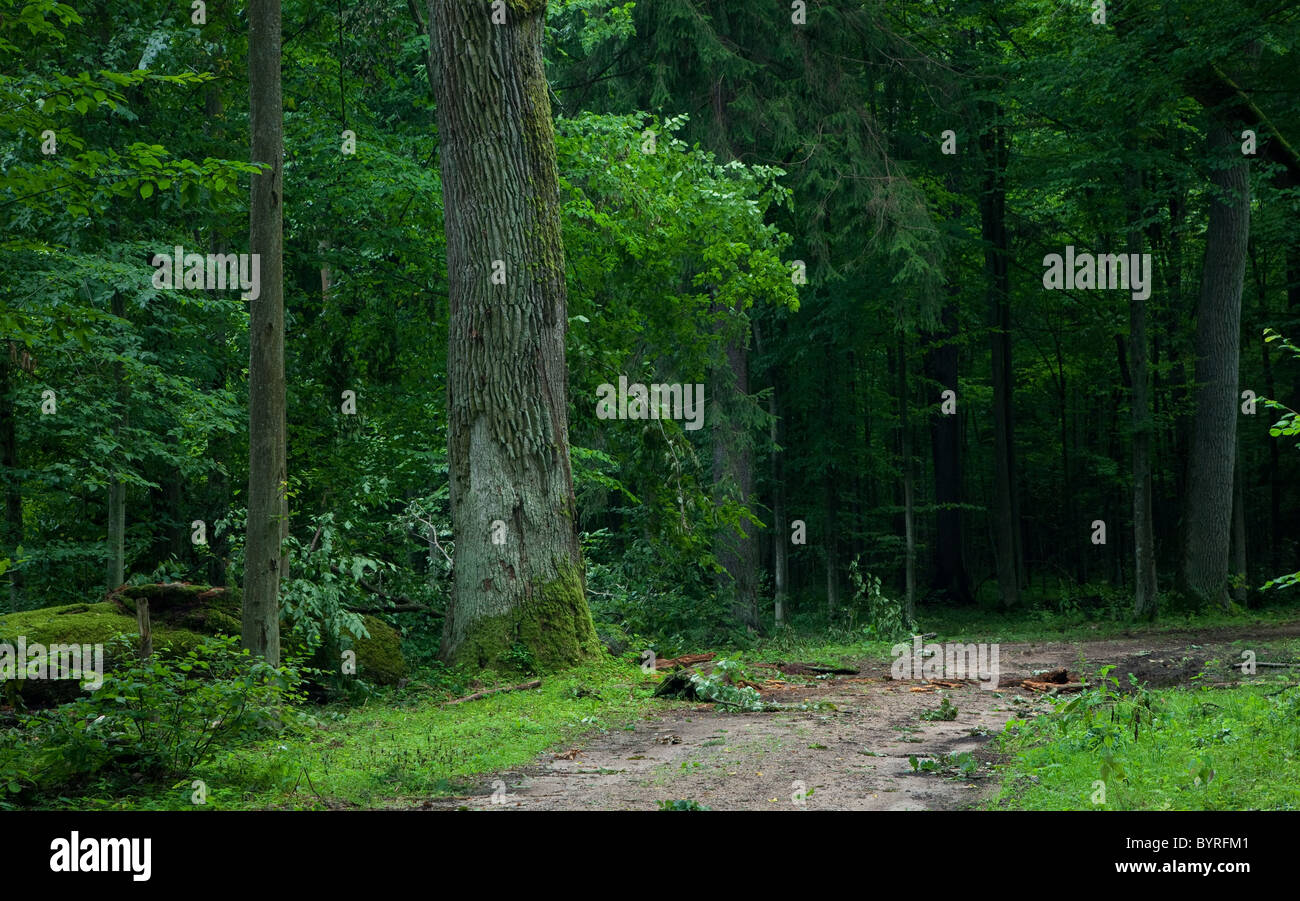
[{"left": 446, "top": 565, "right": 600, "bottom": 672}]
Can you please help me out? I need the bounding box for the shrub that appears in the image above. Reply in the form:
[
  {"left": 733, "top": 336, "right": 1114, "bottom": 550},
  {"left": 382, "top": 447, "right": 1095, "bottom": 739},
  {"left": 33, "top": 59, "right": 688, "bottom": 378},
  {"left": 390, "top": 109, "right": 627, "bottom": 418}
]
[{"left": 0, "top": 635, "right": 306, "bottom": 806}]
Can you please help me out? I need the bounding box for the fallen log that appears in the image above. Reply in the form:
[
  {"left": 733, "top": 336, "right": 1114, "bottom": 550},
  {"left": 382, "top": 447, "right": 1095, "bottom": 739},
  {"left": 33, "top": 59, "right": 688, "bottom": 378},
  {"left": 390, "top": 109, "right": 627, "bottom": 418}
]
[
  {"left": 758, "top": 661, "right": 859, "bottom": 676},
  {"left": 446, "top": 679, "right": 541, "bottom": 705},
  {"left": 654, "top": 652, "right": 715, "bottom": 670},
  {"left": 1022, "top": 679, "right": 1086, "bottom": 693},
  {"left": 653, "top": 669, "right": 701, "bottom": 699}
]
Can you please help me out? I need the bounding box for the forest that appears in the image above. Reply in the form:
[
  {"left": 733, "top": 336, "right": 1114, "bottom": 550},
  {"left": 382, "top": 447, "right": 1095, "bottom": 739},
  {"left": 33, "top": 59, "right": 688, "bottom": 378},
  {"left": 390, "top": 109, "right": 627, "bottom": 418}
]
[{"left": 2, "top": 0, "right": 1299, "bottom": 824}]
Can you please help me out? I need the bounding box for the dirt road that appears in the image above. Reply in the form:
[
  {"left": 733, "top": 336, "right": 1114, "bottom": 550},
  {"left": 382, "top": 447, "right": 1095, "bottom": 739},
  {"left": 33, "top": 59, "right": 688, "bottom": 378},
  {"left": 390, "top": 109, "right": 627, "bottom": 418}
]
[{"left": 423, "top": 623, "right": 1300, "bottom": 811}]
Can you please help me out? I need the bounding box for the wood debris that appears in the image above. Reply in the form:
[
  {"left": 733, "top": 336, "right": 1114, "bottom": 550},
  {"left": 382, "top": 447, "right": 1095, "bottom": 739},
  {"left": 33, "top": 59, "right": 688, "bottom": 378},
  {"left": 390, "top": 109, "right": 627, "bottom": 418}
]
[{"left": 653, "top": 652, "right": 715, "bottom": 670}]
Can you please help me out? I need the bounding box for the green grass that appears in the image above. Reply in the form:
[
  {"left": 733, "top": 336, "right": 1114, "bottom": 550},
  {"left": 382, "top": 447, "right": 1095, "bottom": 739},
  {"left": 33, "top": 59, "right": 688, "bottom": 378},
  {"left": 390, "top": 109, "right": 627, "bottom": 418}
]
[
  {"left": 991, "top": 675, "right": 1300, "bottom": 810},
  {"left": 61, "top": 634, "right": 898, "bottom": 810},
  {"left": 922, "top": 600, "right": 1300, "bottom": 644},
  {"left": 62, "top": 655, "right": 673, "bottom": 810},
  {"left": 33, "top": 608, "right": 1300, "bottom": 810}
]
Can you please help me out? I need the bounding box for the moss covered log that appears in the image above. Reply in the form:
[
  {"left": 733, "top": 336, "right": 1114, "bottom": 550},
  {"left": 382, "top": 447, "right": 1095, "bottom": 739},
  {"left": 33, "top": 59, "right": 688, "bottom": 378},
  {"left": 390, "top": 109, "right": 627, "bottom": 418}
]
[{"left": 0, "top": 583, "right": 406, "bottom": 705}]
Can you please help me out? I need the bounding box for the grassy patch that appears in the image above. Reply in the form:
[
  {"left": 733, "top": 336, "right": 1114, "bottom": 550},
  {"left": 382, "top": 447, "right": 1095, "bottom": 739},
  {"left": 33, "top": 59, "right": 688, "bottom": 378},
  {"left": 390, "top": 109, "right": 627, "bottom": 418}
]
[
  {"left": 62, "top": 655, "right": 671, "bottom": 810},
  {"left": 992, "top": 672, "right": 1300, "bottom": 810},
  {"left": 925, "top": 603, "right": 1300, "bottom": 645}
]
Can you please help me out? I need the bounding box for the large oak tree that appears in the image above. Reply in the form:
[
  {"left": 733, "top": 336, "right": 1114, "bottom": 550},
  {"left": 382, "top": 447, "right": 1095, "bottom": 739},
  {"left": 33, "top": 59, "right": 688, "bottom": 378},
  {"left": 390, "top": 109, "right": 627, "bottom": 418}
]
[{"left": 430, "top": 0, "right": 599, "bottom": 668}]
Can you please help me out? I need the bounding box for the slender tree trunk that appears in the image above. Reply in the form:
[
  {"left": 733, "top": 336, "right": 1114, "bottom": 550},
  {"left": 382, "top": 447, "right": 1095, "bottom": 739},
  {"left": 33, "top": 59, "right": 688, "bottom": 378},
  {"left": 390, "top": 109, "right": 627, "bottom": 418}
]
[
  {"left": 431, "top": 0, "right": 598, "bottom": 668},
  {"left": 898, "top": 333, "right": 916, "bottom": 621},
  {"left": 0, "top": 350, "right": 22, "bottom": 610},
  {"left": 1167, "top": 188, "right": 1192, "bottom": 549},
  {"left": 824, "top": 470, "right": 838, "bottom": 618},
  {"left": 769, "top": 357, "right": 787, "bottom": 629},
  {"left": 244, "top": 0, "right": 286, "bottom": 665},
  {"left": 1181, "top": 124, "right": 1250, "bottom": 610},
  {"left": 923, "top": 297, "right": 971, "bottom": 604},
  {"left": 981, "top": 110, "right": 1019, "bottom": 608},
  {"left": 1232, "top": 444, "right": 1247, "bottom": 605},
  {"left": 1128, "top": 175, "right": 1158, "bottom": 618},
  {"left": 106, "top": 291, "right": 127, "bottom": 590},
  {"left": 711, "top": 311, "right": 759, "bottom": 632},
  {"left": 821, "top": 362, "right": 838, "bottom": 618},
  {"left": 1262, "top": 332, "right": 1280, "bottom": 573}
]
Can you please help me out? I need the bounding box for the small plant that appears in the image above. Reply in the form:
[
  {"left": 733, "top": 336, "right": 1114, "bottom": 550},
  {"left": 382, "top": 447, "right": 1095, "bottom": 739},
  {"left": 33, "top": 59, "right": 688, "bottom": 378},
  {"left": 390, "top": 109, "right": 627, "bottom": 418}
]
[
  {"left": 657, "top": 799, "right": 709, "bottom": 810},
  {"left": 909, "top": 751, "right": 979, "bottom": 777},
  {"left": 921, "top": 696, "right": 958, "bottom": 721},
  {"left": 684, "top": 669, "right": 766, "bottom": 712},
  {"left": 0, "top": 635, "right": 305, "bottom": 805},
  {"left": 847, "top": 556, "right": 914, "bottom": 641},
  {"left": 502, "top": 642, "right": 537, "bottom": 675}
]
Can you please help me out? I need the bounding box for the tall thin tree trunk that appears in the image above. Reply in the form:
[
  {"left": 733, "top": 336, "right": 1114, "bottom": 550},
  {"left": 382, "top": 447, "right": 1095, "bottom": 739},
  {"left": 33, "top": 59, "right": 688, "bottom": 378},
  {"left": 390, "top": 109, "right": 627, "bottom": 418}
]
[
  {"left": 430, "top": 0, "right": 598, "bottom": 668},
  {"left": 824, "top": 471, "right": 838, "bottom": 618},
  {"left": 1232, "top": 445, "right": 1247, "bottom": 606},
  {"left": 1262, "top": 332, "right": 1280, "bottom": 574},
  {"left": 0, "top": 350, "right": 22, "bottom": 610},
  {"left": 981, "top": 110, "right": 1019, "bottom": 608},
  {"left": 923, "top": 282, "right": 971, "bottom": 602},
  {"left": 898, "top": 333, "right": 916, "bottom": 621},
  {"left": 711, "top": 313, "right": 759, "bottom": 632},
  {"left": 1181, "top": 124, "right": 1250, "bottom": 610},
  {"left": 821, "top": 361, "right": 838, "bottom": 619},
  {"left": 244, "top": 0, "right": 286, "bottom": 665},
  {"left": 769, "top": 355, "right": 787, "bottom": 630},
  {"left": 1128, "top": 173, "right": 1158, "bottom": 618},
  {"left": 107, "top": 291, "right": 127, "bottom": 590}
]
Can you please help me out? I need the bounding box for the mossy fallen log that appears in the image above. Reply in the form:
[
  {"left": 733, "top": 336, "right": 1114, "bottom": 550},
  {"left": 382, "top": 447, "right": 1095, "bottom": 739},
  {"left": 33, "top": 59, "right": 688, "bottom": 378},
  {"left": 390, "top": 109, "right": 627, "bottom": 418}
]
[{"left": 0, "top": 583, "right": 406, "bottom": 707}]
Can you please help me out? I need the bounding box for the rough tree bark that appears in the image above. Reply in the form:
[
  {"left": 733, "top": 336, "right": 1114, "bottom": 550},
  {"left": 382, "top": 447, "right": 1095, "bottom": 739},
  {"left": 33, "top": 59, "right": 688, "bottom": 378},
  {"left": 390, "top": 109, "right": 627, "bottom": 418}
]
[
  {"left": 1180, "top": 123, "right": 1250, "bottom": 610},
  {"left": 430, "top": 0, "right": 599, "bottom": 668},
  {"left": 244, "top": 0, "right": 286, "bottom": 665}
]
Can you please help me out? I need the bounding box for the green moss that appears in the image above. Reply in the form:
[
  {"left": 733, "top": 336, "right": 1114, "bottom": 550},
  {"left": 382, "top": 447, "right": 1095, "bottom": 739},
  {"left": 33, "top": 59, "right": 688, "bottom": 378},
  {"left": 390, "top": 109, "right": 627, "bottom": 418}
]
[
  {"left": 0, "top": 601, "right": 207, "bottom": 705},
  {"left": 505, "top": 0, "right": 548, "bottom": 15},
  {"left": 0, "top": 601, "right": 207, "bottom": 655},
  {"left": 351, "top": 616, "right": 406, "bottom": 685},
  {"left": 0, "top": 586, "right": 409, "bottom": 702},
  {"left": 449, "top": 560, "right": 600, "bottom": 672},
  {"left": 116, "top": 584, "right": 242, "bottom": 636}
]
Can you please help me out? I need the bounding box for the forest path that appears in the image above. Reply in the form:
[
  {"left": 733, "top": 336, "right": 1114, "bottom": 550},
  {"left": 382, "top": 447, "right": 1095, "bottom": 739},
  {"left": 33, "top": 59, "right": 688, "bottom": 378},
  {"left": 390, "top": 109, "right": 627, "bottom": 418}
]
[{"left": 420, "top": 621, "right": 1300, "bottom": 811}]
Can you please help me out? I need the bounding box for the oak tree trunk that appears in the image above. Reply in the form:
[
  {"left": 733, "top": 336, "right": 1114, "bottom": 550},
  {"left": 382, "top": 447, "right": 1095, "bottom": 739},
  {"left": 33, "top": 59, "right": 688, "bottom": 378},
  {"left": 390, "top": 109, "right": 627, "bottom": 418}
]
[
  {"left": 1181, "top": 124, "right": 1250, "bottom": 610},
  {"left": 430, "top": 0, "right": 598, "bottom": 669}
]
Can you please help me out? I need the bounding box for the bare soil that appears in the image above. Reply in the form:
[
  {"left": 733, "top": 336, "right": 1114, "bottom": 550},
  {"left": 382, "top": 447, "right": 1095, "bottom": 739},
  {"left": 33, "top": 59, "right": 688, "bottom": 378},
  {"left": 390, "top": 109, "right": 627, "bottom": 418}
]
[{"left": 419, "top": 621, "right": 1300, "bottom": 811}]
